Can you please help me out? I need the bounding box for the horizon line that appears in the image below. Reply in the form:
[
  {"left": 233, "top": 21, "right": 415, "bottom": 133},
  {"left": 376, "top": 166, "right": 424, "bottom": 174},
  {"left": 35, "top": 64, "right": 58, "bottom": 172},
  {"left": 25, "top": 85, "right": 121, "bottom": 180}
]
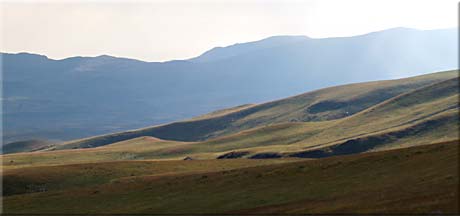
[{"left": 1, "top": 26, "right": 457, "bottom": 63}]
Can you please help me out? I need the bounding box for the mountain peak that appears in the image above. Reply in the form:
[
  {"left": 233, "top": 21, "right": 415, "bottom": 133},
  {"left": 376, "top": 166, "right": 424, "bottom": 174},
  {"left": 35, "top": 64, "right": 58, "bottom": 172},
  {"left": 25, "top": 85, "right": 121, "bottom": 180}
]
[
  {"left": 262, "top": 35, "right": 310, "bottom": 41},
  {"left": 189, "top": 35, "right": 309, "bottom": 63},
  {"left": 95, "top": 54, "right": 117, "bottom": 59},
  {"left": 1, "top": 52, "right": 49, "bottom": 60}
]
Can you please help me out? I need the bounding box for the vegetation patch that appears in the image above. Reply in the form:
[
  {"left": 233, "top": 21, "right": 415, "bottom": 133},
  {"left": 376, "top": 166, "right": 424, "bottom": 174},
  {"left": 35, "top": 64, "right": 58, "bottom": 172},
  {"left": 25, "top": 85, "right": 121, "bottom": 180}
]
[
  {"left": 249, "top": 152, "right": 282, "bottom": 159},
  {"left": 217, "top": 151, "right": 251, "bottom": 159}
]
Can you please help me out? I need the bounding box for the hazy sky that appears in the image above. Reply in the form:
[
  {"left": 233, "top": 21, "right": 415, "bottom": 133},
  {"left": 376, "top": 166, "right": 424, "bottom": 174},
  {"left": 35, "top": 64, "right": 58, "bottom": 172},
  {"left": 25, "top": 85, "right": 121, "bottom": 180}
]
[{"left": 1, "top": 0, "right": 458, "bottom": 62}]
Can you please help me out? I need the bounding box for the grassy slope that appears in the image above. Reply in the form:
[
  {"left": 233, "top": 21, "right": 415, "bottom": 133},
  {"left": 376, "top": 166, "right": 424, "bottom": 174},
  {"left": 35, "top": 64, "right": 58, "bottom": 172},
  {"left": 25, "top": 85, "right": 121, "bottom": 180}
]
[
  {"left": 1, "top": 137, "right": 192, "bottom": 169},
  {"left": 286, "top": 77, "right": 460, "bottom": 151},
  {"left": 3, "top": 140, "right": 458, "bottom": 214},
  {"left": 185, "top": 76, "right": 459, "bottom": 157},
  {"left": 108, "top": 76, "right": 459, "bottom": 158},
  {"left": 3, "top": 158, "right": 297, "bottom": 196},
  {"left": 51, "top": 70, "right": 458, "bottom": 149},
  {"left": 2, "top": 73, "right": 458, "bottom": 166}
]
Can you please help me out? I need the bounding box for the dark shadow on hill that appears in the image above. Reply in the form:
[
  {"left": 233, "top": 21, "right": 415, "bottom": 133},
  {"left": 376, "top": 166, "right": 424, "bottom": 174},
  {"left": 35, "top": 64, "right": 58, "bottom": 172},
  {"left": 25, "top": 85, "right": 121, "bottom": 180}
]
[
  {"left": 249, "top": 152, "right": 282, "bottom": 159},
  {"left": 289, "top": 113, "right": 457, "bottom": 158},
  {"left": 217, "top": 151, "right": 250, "bottom": 159}
]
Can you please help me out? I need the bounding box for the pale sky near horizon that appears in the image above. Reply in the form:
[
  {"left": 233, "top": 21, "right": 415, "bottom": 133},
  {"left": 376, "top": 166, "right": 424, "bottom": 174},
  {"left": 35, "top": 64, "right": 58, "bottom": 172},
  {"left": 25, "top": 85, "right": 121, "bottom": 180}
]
[{"left": 0, "top": 0, "right": 458, "bottom": 62}]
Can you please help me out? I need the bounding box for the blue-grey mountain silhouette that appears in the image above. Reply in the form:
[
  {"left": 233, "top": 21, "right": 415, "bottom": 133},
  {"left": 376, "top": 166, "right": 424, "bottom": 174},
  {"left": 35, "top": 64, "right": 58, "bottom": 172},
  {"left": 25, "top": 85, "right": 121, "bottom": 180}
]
[{"left": 2, "top": 27, "right": 457, "bottom": 143}]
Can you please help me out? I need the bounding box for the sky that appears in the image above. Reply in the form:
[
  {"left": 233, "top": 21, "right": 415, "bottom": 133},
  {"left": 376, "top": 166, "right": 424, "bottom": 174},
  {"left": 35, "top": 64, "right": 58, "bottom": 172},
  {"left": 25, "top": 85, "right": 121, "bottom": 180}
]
[{"left": 0, "top": 0, "right": 458, "bottom": 62}]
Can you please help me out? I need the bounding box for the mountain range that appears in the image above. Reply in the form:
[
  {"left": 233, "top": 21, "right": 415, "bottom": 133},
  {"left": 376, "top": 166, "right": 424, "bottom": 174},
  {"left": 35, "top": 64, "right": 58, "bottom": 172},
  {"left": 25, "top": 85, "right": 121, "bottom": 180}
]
[
  {"left": 2, "top": 26, "right": 459, "bottom": 213},
  {"left": 2, "top": 27, "right": 458, "bottom": 143}
]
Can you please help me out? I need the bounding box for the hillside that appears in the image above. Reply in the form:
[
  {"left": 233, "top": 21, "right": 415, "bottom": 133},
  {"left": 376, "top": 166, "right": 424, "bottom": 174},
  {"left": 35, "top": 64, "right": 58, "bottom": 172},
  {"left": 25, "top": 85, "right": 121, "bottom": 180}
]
[
  {"left": 49, "top": 70, "right": 458, "bottom": 151},
  {"left": 2, "top": 70, "right": 458, "bottom": 168},
  {"left": 2, "top": 140, "right": 458, "bottom": 214},
  {"left": 3, "top": 28, "right": 457, "bottom": 143}
]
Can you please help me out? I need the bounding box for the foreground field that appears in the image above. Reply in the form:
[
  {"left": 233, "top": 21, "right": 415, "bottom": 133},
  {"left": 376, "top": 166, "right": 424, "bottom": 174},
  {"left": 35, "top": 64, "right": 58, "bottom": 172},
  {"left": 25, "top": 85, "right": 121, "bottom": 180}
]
[{"left": 3, "top": 140, "right": 458, "bottom": 214}]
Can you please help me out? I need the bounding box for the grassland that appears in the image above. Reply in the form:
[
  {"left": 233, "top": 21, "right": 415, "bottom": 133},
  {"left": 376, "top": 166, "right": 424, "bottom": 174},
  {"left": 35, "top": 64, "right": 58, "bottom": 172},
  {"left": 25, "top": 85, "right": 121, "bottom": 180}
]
[
  {"left": 3, "top": 157, "right": 298, "bottom": 196},
  {"left": 3, "top": 140, "right": 458, "bottom": 214}
]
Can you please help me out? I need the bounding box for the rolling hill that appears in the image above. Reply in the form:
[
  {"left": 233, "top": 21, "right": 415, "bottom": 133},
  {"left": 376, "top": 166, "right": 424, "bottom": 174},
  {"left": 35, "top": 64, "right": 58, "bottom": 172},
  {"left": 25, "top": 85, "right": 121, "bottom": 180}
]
[
  {"left": 3, "top": 27, "right": 457, "bottom": 143},
  {"left": 1, "top": 70, "right": 458, "bottom": 168},
  {"left": 51, "top": 70, "right": 458, "bottom": 148}
]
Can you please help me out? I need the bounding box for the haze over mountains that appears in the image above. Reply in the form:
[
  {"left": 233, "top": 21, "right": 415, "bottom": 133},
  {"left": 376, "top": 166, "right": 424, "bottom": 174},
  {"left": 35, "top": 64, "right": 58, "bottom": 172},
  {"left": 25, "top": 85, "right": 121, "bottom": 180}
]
[
  {"left": 2, "top": 23, "right": 459, "bottom": 214},
  {"left": 2, "top": 27, "right": 457, "bottom": 143}
]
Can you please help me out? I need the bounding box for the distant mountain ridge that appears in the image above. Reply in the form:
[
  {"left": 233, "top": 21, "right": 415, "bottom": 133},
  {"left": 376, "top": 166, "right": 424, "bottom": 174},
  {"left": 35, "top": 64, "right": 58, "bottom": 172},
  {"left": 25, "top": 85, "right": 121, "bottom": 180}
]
[
  {"left": 188, "top": 35, "right": 310, "bottom": 63},
  {"left": 2, "top": 27, "right": 458, "bottom": 143}
]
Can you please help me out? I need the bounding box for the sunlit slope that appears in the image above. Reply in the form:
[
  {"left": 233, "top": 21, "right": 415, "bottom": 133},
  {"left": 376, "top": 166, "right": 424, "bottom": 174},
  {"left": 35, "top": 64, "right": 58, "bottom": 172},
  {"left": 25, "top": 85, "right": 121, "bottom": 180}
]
[
  {"left": 1, "top": 137, "right": 193, "bottom": 169},
  {"left": 3, "top": 140, "right": 458, "bottom": 214},
  {"left": 285, "top": 76, "right": 460, "bottom": 154},
  {"left": 53, "top": 70, "right": 458, "bottom": 150}
]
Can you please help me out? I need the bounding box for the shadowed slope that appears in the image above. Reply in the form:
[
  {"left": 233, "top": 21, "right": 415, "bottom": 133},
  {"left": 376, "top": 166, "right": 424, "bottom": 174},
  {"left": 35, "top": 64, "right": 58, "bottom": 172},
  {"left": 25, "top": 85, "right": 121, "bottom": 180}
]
[{"left": 2, "top": 140, "right": 55, "bottom": 154}]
